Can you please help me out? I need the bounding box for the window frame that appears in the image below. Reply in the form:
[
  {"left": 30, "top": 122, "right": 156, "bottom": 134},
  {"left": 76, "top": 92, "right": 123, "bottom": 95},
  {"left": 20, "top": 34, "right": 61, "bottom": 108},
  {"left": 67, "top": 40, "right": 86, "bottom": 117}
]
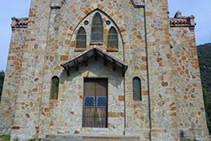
[
  {"left": 107, "top": 26, "right": 118, "bottom": 49},
  {"left": 50, "top": 76, "right": 59, "bottom": 100},
  {"left": 133, "top": 77, "right": 142, "bottom": 101},
  {"left": 75, "top": 27, "right": 87, "bottom": 50},
  {"left": 91, "top": 12, "right": 104, "bottom": 43}
]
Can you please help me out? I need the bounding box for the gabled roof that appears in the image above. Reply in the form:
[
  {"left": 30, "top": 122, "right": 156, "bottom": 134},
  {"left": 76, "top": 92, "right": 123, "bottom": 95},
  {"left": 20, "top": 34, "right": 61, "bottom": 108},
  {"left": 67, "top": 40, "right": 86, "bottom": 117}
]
[{"left": 61, "top": 46, "right": 128, "bottom": 72}]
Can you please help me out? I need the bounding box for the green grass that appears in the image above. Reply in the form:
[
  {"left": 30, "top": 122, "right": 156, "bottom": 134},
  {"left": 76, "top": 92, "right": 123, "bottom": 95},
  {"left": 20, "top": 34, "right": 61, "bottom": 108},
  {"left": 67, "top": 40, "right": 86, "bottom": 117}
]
[{"left": 0, "top": 135, "right": 10, "bottom": 141}]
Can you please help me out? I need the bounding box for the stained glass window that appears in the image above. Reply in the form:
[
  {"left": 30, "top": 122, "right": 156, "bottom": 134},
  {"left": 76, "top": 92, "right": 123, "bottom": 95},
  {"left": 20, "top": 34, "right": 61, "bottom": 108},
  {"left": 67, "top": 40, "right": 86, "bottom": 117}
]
[
  {"left": 133, "top": 77, "right": 141, "bottom": 101},
  {"left": 76, "top": 27, "right": 86, "bottom": 48},
  {"left": 91, "top": 13, "right": 103, "bottom": 42},
  {"left": 107, "top": 27, "right": 118, "bottom": 49},
  {"left": 50, "top": 76, "right": 59, "bottom": 100}
]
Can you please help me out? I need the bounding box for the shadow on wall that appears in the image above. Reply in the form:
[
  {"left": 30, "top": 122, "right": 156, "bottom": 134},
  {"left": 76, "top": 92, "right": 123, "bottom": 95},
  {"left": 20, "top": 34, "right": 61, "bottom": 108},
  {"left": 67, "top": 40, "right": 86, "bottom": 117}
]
[
  {"left": 59, "top": 55, "right": 124, "bottom": 87},
  {"left": 0, "top": 70, "right": 5, "bottom": 102}
]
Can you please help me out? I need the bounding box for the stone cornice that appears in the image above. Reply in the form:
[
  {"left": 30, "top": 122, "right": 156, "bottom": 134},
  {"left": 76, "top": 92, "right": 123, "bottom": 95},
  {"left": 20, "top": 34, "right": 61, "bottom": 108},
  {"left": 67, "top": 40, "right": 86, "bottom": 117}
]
[
  {"left": 130, "top": 0, "right": 145, "bottom": 8},
  {"left": 11, "top": 17, "right": 28, "bottom": 29},
  {"left": 170, "top": 11, "right": 195, "bottom": 29}
]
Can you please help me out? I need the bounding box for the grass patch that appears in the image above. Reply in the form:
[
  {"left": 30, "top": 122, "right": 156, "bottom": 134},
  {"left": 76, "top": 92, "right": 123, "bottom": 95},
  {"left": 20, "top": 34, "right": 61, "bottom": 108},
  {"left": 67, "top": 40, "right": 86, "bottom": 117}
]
[{"left": 0, "top": 135, "right": 10, "bottom": 141}]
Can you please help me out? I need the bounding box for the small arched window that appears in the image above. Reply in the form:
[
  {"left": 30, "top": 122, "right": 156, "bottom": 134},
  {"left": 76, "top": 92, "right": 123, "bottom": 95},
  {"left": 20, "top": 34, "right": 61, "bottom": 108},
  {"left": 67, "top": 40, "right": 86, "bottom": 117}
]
[
  {"left": 107, "top": 27, "right": 118, "bottom": 49},
  {"left": 76, "top": 27, "right": 86, "bottom": 48},
  {"left": 133, "top": 77, "right": 141, "bottom": 101},
  {"left": 50, "top": 76, "right": 59, "bottom": 100},
  {"left": 91, "top": 12, "right": 103, "bottom": 42}
]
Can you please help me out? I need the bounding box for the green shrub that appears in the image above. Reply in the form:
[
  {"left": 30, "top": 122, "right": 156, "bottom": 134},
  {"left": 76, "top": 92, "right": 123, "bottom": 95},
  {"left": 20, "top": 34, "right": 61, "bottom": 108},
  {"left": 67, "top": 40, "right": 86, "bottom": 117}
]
[
  {"left": 0, "top": 135, "right": 10, "bottom": 141},
  {"left": 197, "top": 43, "right": 211, "bottom": 134}
]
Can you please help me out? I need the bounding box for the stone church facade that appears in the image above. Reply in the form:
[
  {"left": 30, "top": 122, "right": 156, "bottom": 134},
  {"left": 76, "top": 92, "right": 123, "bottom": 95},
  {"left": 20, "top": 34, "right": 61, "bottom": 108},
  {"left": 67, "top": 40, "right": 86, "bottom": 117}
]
[{"left": 0, "top": 0, "right": 209, "bottom": 140}]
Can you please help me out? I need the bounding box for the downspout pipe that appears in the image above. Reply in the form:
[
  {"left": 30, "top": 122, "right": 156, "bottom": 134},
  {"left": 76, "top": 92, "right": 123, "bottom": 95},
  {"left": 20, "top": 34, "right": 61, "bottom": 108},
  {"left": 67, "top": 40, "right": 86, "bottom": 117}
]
[{"left": 143, "top": 0, "right": 152, "bottom": 140}]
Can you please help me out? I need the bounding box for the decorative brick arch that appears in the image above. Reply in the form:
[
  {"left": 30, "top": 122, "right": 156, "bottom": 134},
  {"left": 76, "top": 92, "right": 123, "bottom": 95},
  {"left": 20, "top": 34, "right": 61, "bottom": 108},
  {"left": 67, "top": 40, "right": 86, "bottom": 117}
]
[
  {"left": 64, "top": 6, "right": 127, "bottom": 59},
  {"left": 61, "top": 4, "right": 127, "bottom": 51},
  {"left": 71, "top": 9, "right": 125, "bottom": 36},
  {"left": 55, "top": 3, "right": 129, "bottom": 62},
  {"left": 66, "top": 5, "right": 127, "bottom": 37},
  {"left": 70, "top": 8, "right": 125, "bottom": 45}
]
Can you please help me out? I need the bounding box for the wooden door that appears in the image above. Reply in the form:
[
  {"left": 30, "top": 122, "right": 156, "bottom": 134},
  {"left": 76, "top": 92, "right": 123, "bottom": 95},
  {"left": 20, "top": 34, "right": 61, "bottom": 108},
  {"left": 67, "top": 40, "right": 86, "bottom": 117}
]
[{"left": 83, "top": 78, "right": 108, "bottom": 128}]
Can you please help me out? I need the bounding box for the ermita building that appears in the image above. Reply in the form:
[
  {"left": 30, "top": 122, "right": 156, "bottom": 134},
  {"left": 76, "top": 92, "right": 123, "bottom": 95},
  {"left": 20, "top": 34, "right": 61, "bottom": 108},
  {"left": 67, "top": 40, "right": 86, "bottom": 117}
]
[{"left": 0, "top": 0, "right": 209, "bottom": 140}]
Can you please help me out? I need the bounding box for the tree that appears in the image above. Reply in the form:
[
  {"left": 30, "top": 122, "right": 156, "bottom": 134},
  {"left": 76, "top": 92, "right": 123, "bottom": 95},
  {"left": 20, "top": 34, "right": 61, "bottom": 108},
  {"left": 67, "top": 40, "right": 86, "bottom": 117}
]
[
  {"left": 197, "top": 43, "right": 211, "bottom": 134},
  {"left": 203, "top": 87, "right": 211, "bottom": 134},
  {"left": 0, "top": 70, "right": 5, "bottom": 101}
]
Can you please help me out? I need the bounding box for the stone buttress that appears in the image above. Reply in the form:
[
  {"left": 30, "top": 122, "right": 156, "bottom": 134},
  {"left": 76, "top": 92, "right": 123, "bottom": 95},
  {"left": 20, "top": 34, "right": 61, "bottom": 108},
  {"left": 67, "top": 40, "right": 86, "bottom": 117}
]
[{"left": 0, "top": 17, "right": 28, "bottom": 135}]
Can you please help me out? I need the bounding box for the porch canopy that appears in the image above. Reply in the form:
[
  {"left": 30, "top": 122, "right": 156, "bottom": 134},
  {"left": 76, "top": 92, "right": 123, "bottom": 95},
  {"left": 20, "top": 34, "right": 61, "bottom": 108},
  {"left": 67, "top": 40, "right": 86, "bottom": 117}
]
[{"left": 61, "top": 46, "right": 128, "bottom": 76}]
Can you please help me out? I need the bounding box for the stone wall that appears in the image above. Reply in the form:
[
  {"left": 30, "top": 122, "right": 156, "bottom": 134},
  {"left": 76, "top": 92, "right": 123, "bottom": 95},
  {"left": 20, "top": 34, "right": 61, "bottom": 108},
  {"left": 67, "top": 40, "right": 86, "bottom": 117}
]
[
  {"left": 0, "top": 0, "right": 208, "bottom": 140},
  {"left": 38, "top": 0, "right": 150, "bottom": 139},
  {"left": 38, "top": 56, "right": 125, "bottom": 137},
  {"left": 10, "top": 0, "right": 52, "bottom": 139},
  {"left": 0, "top": 20, "right": 27, "bottom": 135},
  {"left": 144, "top": 0, "right": 179, "bottom": 140},
  {"left": 8, "top": 0, "right": 150, "bottom": 140},
  {"left": 170, "top": 26, "right": 209, "bottom": 140}
]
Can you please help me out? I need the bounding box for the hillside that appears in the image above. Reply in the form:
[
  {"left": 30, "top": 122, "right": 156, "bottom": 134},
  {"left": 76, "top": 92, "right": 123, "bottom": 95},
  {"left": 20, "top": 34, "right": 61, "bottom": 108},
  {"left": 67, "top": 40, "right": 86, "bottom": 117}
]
[
  {"left": 197, "top": 43, "right": 211, "bottom": 134},
  {"left": 198, "top": 43, "right": 211, "bottom": 91}
]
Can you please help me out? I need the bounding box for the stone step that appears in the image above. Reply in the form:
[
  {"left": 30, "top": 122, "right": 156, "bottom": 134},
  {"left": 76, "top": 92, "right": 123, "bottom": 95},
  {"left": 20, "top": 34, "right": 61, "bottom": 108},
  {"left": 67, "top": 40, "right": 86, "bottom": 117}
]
[{"left": 41, "top": 134, "right": 140, "bottom": 141}]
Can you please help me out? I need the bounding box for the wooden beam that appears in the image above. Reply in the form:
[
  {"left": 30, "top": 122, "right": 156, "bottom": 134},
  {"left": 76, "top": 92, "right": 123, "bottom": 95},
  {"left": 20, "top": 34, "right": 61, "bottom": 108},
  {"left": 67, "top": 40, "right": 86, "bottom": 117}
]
[
  {"left": 122, "top": 70, "right": 125, "bottom": 77},
  {"left": 84, "top": 56, "right": 88, "bottom": 66},
  {"left": 113, "top": 60, "right": 116, "bottom": 71},
  {"left": 74, "top": 61, "right": 79, "bottom": 71},
  {"left": 122, "top": 65, "right": 125, "bottom": 77},
  {"left": 94, "top": 50, "right": 98, "bottom": 61},
  {"left": 64, "top": 65, "right": 70, "bottom": 76},
  {"left": 67, "top": 66, "right": 70, "bottom": 76},
  {"left": 103, "top": 55, "right": 107, "bottom": 66}
]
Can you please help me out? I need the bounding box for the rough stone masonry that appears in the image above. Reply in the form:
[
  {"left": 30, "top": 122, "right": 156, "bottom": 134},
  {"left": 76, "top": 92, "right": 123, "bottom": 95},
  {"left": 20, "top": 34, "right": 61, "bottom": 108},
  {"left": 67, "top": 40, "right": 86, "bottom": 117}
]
[{"left": 0, "top": 0, "right": 209, "bottom": 140}]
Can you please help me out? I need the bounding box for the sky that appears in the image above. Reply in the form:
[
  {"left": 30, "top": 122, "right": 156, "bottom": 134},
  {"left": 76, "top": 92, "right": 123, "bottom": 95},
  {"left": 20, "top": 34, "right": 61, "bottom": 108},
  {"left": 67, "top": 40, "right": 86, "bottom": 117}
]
[{"left": 0, "top": 0, "right": 211, "bottom": 71}]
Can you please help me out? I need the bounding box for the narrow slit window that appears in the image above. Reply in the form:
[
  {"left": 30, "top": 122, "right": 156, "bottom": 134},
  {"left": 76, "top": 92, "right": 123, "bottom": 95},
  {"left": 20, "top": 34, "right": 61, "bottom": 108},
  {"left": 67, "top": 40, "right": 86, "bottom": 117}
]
[
  {"left": 50, "top": 76, "right": 59, "bottom": 100},
  {"left": 91, "top": 13, "right": 103, "bottom": 42},
  {"left": 76, "top": 27, "right": 86, "bottom": 48},
  {"left": 133, "top": 77, "right": 141, "bottom": 101},
  {"left": 107, "top": 27, "right": 118, "bottom": 49}
]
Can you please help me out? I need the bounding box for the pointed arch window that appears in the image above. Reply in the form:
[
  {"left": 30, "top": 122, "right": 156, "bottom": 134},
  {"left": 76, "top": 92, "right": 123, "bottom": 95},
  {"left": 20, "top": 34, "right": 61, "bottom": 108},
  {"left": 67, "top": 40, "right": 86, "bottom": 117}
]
[
  {"left": 133, "top": 77, "right": 141, "bottom": 101},
  {"left": 107, "top": 27, "right": 118, "bottom": 49},
  {"left": 76, "top": 27, "right": 87, "bottom": 48},
  {"left": 50, "top": 76, "right": 59, "bottom": 100},
  {"left": 91, "top": 13, "right": 103, "bottom": 42}
]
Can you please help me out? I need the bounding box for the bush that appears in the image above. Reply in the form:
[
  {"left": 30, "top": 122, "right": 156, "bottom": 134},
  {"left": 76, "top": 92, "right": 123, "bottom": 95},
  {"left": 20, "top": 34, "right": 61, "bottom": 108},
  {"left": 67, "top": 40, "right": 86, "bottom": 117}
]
[
  {"left": 197, "top": 43, "right": 211, "bottom": 134},
  {"left": 0, "top": 135, "right": 10, "bottom": 141}
]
